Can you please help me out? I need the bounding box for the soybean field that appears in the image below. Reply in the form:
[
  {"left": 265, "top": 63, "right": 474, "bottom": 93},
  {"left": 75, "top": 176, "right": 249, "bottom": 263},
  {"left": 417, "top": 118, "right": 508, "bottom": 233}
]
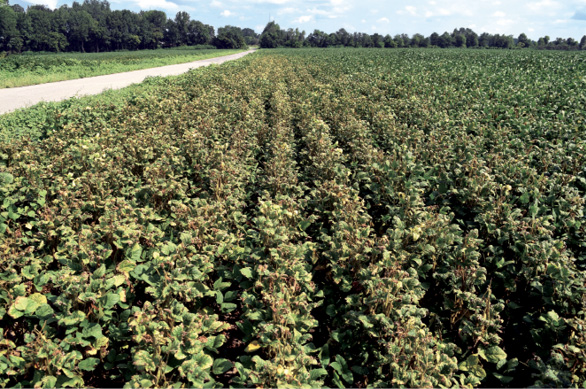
[{"left": 1, "top": 48, "right": 585, "bottom": 388}]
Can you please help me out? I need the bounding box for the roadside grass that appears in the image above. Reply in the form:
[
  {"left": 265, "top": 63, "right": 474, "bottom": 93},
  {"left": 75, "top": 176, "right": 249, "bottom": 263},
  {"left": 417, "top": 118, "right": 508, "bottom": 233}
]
[{"left": 0, "top": 46, "right": 246, "bottom": 88}]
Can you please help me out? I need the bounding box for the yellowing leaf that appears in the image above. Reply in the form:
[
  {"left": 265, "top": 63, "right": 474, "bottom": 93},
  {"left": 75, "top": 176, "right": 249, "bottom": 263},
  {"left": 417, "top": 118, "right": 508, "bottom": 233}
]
[
  {"left": 412, "top": 226, "right": 422, "bottom": 241},
  {"left": 244, "top": 340, "right": 261, "bottom": 353},
  {"left": 29, "top": 293, "right": 47, "bottom": 305}
]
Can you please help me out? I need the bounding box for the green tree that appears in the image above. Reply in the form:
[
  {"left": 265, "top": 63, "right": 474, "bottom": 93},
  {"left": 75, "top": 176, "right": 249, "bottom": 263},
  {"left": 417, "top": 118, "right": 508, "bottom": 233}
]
[
  {"left": 357, "top": 33, "right": 372, "bottom": 47},
  {"left": 335, "top": 28, "right": 351, "bottom": 46},
  {"left": 284, "top": 28, "right": 304, "bottom": 48},
  {"left": 107, "top": 10, "right": 126, "bottom": 50},
  {"left": 467, "top": 33, "right": 479, "bottom": 47},
  {"left": 241, "top": 28, "right": 259, "bottom": 46},
  {"left": 438, "top": 31, "right": 453, "bottom": 48},
  {"left": 0, "top": 4, "right": 17, "bottom": 51},
  {"left": 517, "top": 33, "right": 530, "bottom": 48},
  {"left": 142, "top": 10, "right": 167, "bottom": 49},
  {"left": 67, "top": 9, "right": 97, "bottom": 52},
  {"left": 79, "top": 0, "right": 111, "bottom": 51},
  {"left": 580, "top": 35, "right": 586, "bottom": 50},
  {"left": 214, "top": 25, "right": 246, "bottom": 49},
  {"left": 452, "top": 27, "right": 478, "bottom": 48},
  {"left": 107, "top": 9, "right": 141, "bottom": 50},
  {"left": 478, "top": 32, "right": 490, "bottom": 47},
  {"left": 393, "top": 34, "right": 404, "bottom": 47},
  {"left": 454, "top": 33, "right": 466, "bottom": 48},
  {"left": 187, "top": 20, "right": 213, "bottom": 46},
  {"left": 566, "top": 37, "right": 578, "bottom": 49},
  {"left": 259, "top": 21, "right": 284, "bottom": 48},
  {"left": 163, "top": 18, "right": 179, "bottom": 47},
  {"left": 26, "top": 5, "right": 68, "bottom": 51},
  {"left": 372, "top": 33, "right": 384, "bottom": 48},
  {"left": 383, "top": 34, "right": 396, "bottom": 48},
  {"left": 174, "top": 11, "right": 190, "bottom": 46},
  {"left": 11, "top": 3, "right": 27, "bottom": 51},
  {"left": 429, "top": 32, "right": 440, "bottom": 47},
  {"left": 411, "top": 33, "right": 425, "bottom": 47}
]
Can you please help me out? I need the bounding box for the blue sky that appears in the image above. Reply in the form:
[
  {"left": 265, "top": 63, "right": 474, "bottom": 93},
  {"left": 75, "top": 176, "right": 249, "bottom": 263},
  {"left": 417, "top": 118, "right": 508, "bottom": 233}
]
[{"left": 18, "top": 0, "right": 586, "bottom": 39}]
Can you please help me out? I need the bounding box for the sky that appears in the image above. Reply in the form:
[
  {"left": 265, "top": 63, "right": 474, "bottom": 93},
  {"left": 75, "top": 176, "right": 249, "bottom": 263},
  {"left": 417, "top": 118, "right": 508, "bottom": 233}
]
[{"left": 16, "top": 0, "right": 586, "bottom": 39}]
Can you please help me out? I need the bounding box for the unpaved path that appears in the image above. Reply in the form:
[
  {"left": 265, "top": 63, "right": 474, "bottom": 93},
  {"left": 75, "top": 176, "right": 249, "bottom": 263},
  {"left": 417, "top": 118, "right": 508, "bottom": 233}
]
[{"left": 0, "top": 49, "right": 256, "bottom": 115}]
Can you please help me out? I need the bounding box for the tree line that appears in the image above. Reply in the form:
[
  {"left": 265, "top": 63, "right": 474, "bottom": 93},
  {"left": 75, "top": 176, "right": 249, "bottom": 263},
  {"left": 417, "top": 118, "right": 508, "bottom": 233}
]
[
  {"left": 0, "top": 0, "right": 254, "bottom": 53},
  {"left": 260, "top": 22, "right": 586, "bottom": 51},
  {"left": 1, "top": 0, "right": 585, "bottom": 55}
]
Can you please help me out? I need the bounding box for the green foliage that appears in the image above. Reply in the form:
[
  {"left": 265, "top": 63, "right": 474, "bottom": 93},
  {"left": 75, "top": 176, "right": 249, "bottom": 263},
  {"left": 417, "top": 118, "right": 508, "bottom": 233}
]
[
  {"left": 0, "top": 1, "right": 241, "bottom": 54},
  {"left": 213, "top": 26, "right": 247, "bottom": 49},
  {"left": 260, "top": 21, "right": 285, "bottom": 48},
  {"left": 1, "top": 48, "right": 586, "bottom": 387}
]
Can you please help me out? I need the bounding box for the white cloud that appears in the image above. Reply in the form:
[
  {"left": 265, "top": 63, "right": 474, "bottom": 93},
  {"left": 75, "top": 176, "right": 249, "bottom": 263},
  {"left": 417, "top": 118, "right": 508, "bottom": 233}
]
[
  {"left": 397, "top": 6, "right": 417, "bottom": 16},
  {"left": 25, "top": 0, "right": 59, "bottom": 8},
  {"left": 496, "top": 18, "right": 515, "bottom": 26},
  {"left": 294, "top": 15, "right": 314, "bottom": 23},
  {"left": 527, "top": 0, "right": 561, "bottom": 12},
  {"left": 306, "top": 7, "right": 331, "bottom": 16},
  {"left": 278, "top": 7, "right": 299, "bottom": 14},
  {"left": 492, "top": 11, "right": 506, "bottom": 17},
  {"left": 301, "top": 5, "right": 347, "bottom": 19},
  {"left": 378, "top": 17, "right": 390, "bottom": 23},
  {"left": 117, "top": 0, "right": 180, "bottom": 10},
  {"left": 248, "top": 0, "right": 289, "bottom": 4},
  {"left": 221, "top": 9, "right": 234, "bottom": 16},
  {"left": 210, "top": 0, "right": 222, "bottom": 8}
]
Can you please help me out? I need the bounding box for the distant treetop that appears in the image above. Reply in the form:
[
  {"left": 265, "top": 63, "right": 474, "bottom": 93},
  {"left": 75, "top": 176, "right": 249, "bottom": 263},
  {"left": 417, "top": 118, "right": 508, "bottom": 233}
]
[
  {"left": 0, "top": 0, "right": 254, "bottom": 53},
  {"left": 258, "top": 21, "right": 586, "bottom": 51}
]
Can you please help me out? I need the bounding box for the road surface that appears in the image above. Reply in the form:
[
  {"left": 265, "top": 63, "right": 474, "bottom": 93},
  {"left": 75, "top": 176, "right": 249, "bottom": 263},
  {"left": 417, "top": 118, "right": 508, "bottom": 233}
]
[{"left": 0, "top": 49, "right": 256, "bottom": 115}]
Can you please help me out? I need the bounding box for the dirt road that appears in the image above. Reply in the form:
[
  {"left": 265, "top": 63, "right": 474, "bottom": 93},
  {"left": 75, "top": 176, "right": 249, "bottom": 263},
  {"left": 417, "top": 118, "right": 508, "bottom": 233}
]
[{"left": 0, "top": 49, "right": 255, "bottom": 115}]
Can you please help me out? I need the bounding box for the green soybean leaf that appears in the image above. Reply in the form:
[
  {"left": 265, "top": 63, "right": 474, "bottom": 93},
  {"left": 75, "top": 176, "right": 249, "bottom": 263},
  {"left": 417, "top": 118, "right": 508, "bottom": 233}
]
[
  {"left": 309, "top": 368, "right": 328, "bottom": 381},
  {"left": 212, "top": 358, "right": 232, "bottom": 375},
  {"left": 82, "top": 323, "right": 103, "bottom": 339},
  {"left": 479, "top": 346, "right": 507, "bottom": 364},
  {"left": 78, "top": 358, "right": 100, "bottom": 371},
  {"left": 35, "top": 303, "right": 54, "bottom": 319},
  {"left": 240, "top": 267, "right": 253, "bottom": 279}
]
